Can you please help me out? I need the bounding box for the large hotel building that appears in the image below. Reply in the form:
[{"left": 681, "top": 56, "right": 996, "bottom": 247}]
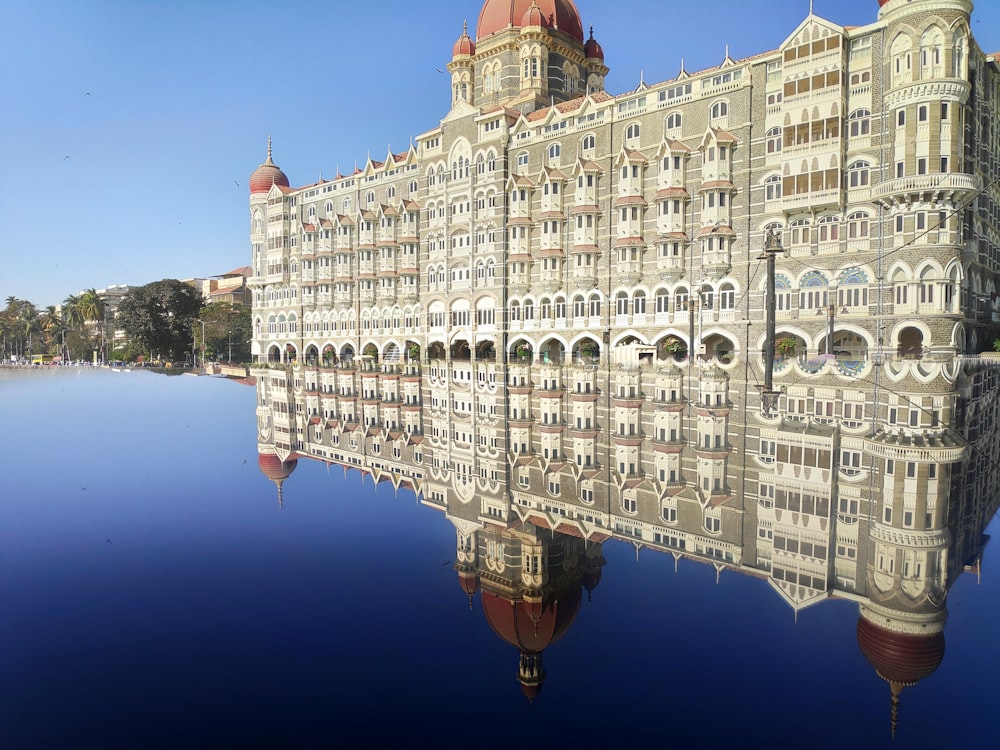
[{"left": 249, "top": 0, "right": 1000, "bottom": 725}]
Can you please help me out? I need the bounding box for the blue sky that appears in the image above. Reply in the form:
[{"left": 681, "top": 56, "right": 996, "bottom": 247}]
[{"left": 2, "top": 0, "right": 997, "bottom": 307}]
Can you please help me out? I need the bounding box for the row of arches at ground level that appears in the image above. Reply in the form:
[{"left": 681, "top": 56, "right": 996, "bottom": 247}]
[{"left": 260, "top": 319, "right": 950, "bottom": 365}]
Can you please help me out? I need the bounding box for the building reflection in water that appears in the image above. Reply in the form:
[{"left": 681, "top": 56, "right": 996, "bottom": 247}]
[{"left": 252, "top": 348, "right": 998, "bottom": 735}]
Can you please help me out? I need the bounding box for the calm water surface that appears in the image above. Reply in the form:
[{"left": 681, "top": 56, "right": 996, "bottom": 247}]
[{"left": 1, "top": 368, "right": 997, "bottom": 748}]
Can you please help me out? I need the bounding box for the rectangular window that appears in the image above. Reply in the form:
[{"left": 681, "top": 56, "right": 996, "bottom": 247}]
[{"left": 897, "top": 110, "right": 905, "bottom": 127}]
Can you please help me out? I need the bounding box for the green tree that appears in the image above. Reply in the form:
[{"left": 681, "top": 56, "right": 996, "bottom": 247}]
[
  {"left": 117, "top": 280, "right": 203, "bottom": 361},
  {"left": 61, "top": 294, "right": 85, "bottom": 330},
  {"left": 194, "top": 302, "right": 252, "bottom": 363}
]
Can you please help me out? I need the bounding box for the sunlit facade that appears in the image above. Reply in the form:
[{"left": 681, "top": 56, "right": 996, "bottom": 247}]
[{"left": 249, "top": 0, "right": 1000, "bottom": 730}]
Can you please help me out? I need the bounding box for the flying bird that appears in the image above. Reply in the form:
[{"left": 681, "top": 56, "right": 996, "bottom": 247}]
[
  {"left": 435, "top": 68, "right": 445, "bottom": 74},
  {"left": 84, "top": 92, "right": 92, "bottom": 96},
  {"left": 234, "top": 180, "right": 240, "bottom": 187},
  {"left": 63, "top": 155, "right": 72, "bottom": 162}
]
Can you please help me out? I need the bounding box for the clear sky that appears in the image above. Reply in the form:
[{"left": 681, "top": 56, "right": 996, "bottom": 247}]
[{"left": 2, "top": 0, "right": 997, "bottom": 307}]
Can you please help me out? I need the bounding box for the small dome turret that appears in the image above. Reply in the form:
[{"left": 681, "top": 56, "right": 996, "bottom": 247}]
[
  {"left": 452, "top": 20, "right": 476, "bottom": 57},
  {"left": 520, "top": 0, "right": 547, "bottom": 31},
  {"left": 584, "top": 26, "right": 604, "bottom": 61},
  {"left": 249, "top": 136, "right": 289, "bottom": 195}
]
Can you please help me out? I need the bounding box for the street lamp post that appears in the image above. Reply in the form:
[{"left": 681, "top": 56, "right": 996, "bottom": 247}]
[
  {"left": 759, "top": 228, "right": 784, "bottom": 416},
  {"left": 200, "top": 320, "right": 206, "bottom": 370}
]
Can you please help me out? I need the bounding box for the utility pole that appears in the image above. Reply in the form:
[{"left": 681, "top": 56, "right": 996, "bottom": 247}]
[{"left": 759, "top": 228, "right": 783, "bottom": 416}]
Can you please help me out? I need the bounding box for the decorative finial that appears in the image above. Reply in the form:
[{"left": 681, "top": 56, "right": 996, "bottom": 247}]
[
  {"left": 725, "top": 44, "right": 730, "bottom": 59},
  {"left": 463, "top": 18, "right": 468, "bottom": 35},
  {"left": 890, "top": 681, "right": 903, "bottom": 739},
  {"left": 589, "top": 25, "right": 594, "bottom": 39},
  {"left": 809, "top": 0, "right": 814, "bottom": 15}
]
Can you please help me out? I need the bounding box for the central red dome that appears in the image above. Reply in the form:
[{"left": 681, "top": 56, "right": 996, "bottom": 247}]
[{"left": 477, "top": 0, "right": 584, "bottom": 43}]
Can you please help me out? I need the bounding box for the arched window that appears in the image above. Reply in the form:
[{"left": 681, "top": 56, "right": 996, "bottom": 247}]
[
  {"left": 665, "top": 112, "right": 682, "bottom": 131},
  {"left": 548, "top": 143, "right": 561, "bottom": 160},
  {"left": 847, "top": 160, "right": 870, "bottom": 188},
  {"left": 588, "top": 293, "right": 602, "bottom": 317},
  {"left": 764, "top": 174, "right": 782, "bottom": 201},
  {"left": 655, "top": 288, "right": 670, "bottom": 313},
  {"left": 789, "top": 218, "right": 810, "bottom": 246},
  {"left": 572, "top": 295, "right": 585, "bottom": 318},
  {"left": 838, "top": 267, "right": 869, "bottom": 308},
  {"left": 766, "top": 127, "right": 782, "bottom": 154},
  {"left": 710, "top": 101, "right": 728, "bottom": 120},
  {"left": 817, "top": 215, "right": 840, "bottom": 243},
  {"left": 581, "top": 134, "right": 595, "bottom": 152},
  {"left": 633, "top": 290, "right": 646, "bottom": 315},
  {"left": 616, "top": 291, "right": 629, "bottom": 316},
  {"left": 674, "top": 286, "right": 689, "bottom": 312},
  {"left": 719, "top": 282, "right": 735, "bottom": 310},
  {"left": 516, "top": 152, "right": 529, "bottom": 168},
  {"left": 625, "top": 123, "right": 640, "bottom": 141},
  {"left": 847, "top": 211, "right": 870, "bottom": 239},
  {"left": 366, "top": 191, "right": 375, "bottom": 206},
  {"left": 539, "top": 297, "right": 552, "bottom": 320},
  {"left": 848, "top": 109, "right": 871, "bottom": 137},
  {"left": 387, "top": 186, "right": 395, "bottom": 199},
  {"left": 799, "top": 271, "right": 829, "bottom": 310}
]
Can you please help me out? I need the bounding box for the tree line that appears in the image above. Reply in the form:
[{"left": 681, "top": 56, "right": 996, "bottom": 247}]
[{"left": 2, "top": 280, "right": 252, "bottom": 365}]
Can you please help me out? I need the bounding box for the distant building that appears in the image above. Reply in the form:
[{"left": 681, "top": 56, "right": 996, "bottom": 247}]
[{"left": 206, "top": 266, "right": 252, "bottom": 306}]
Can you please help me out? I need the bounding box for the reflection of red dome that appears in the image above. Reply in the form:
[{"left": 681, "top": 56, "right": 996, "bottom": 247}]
[
  {"left": 481, "top": 585, "right": 582, "bottom": 654},
  {"left": 257, "top": 452, "right": 298, "bottom": 481},
  {"left": 458, "top": 570, "right": 480, "bottom": 596},
  {"left": 583, "top": 566, "right": 602, "bottom": 595},
  {"left": 856, "top": 618, "right": 945, "bottom": 685},
  {"left": 249, "top": 138, "right": 290, "bottom": 195},
  {"left": 476, "top": 0, "right": 584, "bottom": 43}
]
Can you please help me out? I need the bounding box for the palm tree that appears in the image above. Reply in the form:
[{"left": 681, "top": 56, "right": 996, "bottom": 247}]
[
  {"left": 77, "top": 289, "right": 106, "bottom": 363},
  {"left": 19, "top": 305, "right": 40, "bottom": 358},
  {"left": 40, "top": 306, "right": 63, "bottom": 357},
  {"left": 62, "top": 294, "right": 84, "bottom": 330}
]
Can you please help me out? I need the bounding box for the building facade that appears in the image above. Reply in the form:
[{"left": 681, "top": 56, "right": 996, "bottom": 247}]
[{"left": 249, "top": 0, "right": 1000, "bottom": 725}]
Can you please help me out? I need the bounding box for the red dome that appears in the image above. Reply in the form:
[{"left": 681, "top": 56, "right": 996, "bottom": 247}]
[
  {"left": 584, "top": 27, "right": 604, "bottom": 61},
  {"left": 856, "top": 618, "right": 945, "bottom": 685},
  {"left": 477, "top": 0, "right": 584, "bottom": 43},
  {"left": 453, "top": 21, "right": 476, "bottom": 56},
  {"left": 257, "top": 451, "right": 298, "bottom": 481},
  {"left": 249, "top": 138, "right": 289, "bottom": 195},
  {"left": 481, "top": 584, "right": 582, "bottom": 654}
]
